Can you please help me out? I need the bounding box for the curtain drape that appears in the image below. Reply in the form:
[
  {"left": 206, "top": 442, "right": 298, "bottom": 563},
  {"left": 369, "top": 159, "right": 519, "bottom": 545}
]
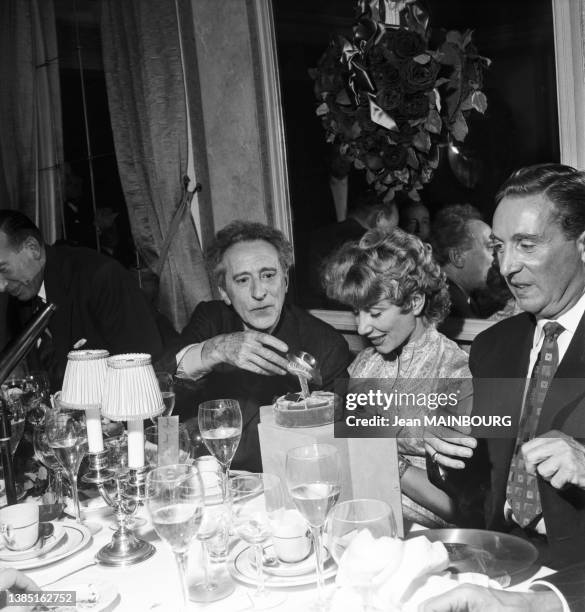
[
  {"left": 101, "top": 0, "right": 212, "bottom": 331},
  {"left": 0, "top": 0, "right": 63, "bottom": 243}
]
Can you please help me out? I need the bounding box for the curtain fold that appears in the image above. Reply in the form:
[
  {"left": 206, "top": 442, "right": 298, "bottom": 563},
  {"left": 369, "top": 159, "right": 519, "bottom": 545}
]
[
  {"left": 101, "top": 0, "right": 212, "bottom": 331},
  {"left": 0, "top": 0, "right": 63, "bottom": 243}
]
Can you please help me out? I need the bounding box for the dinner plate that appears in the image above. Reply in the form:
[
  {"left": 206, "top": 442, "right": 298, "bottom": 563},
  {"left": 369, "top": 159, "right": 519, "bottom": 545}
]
[
  {"left": 0, "top": 523, "right": 66, "bottom": 562},
  {"left": 411, "top": 529, "right": 538, "bottom": 581},
  {"left": 9, "top": 521, "right": 92, "bottom": 570},
  {"left": 230, "top": 544, "right": 336, "bottom": 587},
  {"left": 249, "top": 543, "right": 330, "bottom": 578},
  {"left": 53, "top": 580, "right": 119, "bottom": 611}
]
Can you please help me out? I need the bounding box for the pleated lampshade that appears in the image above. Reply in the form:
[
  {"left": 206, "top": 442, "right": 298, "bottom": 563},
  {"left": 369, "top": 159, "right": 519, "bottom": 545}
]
[
  {"left": 60, "top": 349, "right": 110, "bottom": 409},
  {"left": 101, "top": 354, "right": 164, "bottom": 421}
]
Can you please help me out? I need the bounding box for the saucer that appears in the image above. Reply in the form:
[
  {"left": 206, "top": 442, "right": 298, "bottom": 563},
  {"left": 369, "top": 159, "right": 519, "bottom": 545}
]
[
  {"left": 0, "top": 523, "right": 65, "bottom": 562},
  {"left": 231, "top": 543, "right": 336, "bottom": 587},
  {"left": 250, "top": 543, "right": 330, "bottom": 577}
]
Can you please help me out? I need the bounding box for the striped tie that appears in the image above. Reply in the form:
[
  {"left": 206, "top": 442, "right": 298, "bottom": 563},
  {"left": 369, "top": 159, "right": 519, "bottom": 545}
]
[{"left": 506, "top": 321, "right": 564, "bottom": 528}]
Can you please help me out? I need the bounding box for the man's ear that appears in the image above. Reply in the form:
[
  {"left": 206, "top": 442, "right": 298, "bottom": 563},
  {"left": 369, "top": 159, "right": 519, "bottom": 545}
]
[
  {"left": 218, "top": 285, "right": 231, "bottom": 306},
  {"left": 411, "top": 292, "right": 425, "bottom": 316},
  {"left": 284, "top": 271, "right": 289, "bottom": 292},
  {"left": 23, "top": 236, "right": 42, "bottom": 259},
  {"left": 577, "top": 230, "right": 585, "bottom": 263},
  {"left": 448, "top": 247, "right": 465, "bottom": 268}
]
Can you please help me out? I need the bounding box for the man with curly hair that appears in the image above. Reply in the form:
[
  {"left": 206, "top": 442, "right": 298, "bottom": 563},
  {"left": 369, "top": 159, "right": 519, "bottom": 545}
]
[{"left": 158, "top": 221, "right": 351, "bottom": 472}]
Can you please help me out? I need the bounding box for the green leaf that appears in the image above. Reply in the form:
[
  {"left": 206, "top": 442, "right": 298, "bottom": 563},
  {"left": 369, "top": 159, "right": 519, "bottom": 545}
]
[
  {"left": 413, "top": 130, "right": 431, "bottom": 153},
  {"left": 424, "top": 109, "right": 442, "bottom": 134},
  {"left": 460, "top": 94, "right": 474, "bottom": 111},
  {"left": 366, "top": 170, "right": 376, "bottom": 184},
  {"left": 354, "top": 158, "right": 366, "bottom": 170},
  {"left": 383, "top": 188, "right": 395, "bottom": 202},
  {"left": 450, "top": 111, "right": 468, "bottom": 142},
  {"left": 408, "top": 188, "right": 421, "bottom": 201},
  {"left": 462, "top": 30, "right": 474, "bottom": 49},
  {"left": 434, "top": 77, "right": 450, "bottom": 88},
  {"left": 413, "top": 53, "right": 431, "bottom": 65},
  {"left": 406, "top": 147, "right": 420, "bottom": 169},
  {"left": 335, "top": 90, "right": 351, "bottom": 105},
  {"left": 471, "top": 90, "right": 488, "bottom": 113}
]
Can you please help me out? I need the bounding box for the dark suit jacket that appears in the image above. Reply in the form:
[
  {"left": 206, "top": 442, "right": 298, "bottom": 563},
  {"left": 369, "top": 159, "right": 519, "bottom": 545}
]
[
  {"left": 8, "top": 245, "right": 164, "bottom": 389},
  {"left": 459, "top": 312, "right": 585, "bottom": 571},
  {"left": 157, "top": 300, "right": 351, "bottom": 472},
  {"left": 447, "top": 279, "right": 480, "bottom": 319}
]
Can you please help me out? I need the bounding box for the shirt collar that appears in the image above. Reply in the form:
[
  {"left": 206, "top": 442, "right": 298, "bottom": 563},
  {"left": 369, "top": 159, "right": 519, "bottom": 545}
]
[
  {"left": 532, "top": 290, "right": 585, "bottom": 348},
  {"left": 38, "top": 282, "right": 46, "bottom": 302}
]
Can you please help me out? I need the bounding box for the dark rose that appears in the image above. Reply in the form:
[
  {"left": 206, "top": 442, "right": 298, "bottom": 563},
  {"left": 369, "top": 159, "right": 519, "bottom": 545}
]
[
  {"left": 386, "top": 29, "right": 425, "bottom": 59},
  {"left": 382, "top": 145, "right": 408, "bottom": 170},
  {"left": 398, "top": 93, "right": 429, "bottom": 119},
  {"left": 376, "top": 86, "right": 403, "bottom": 112},
  {"left": 353, "top": 17, "right": 378, "bottom": 46},
  {"left": 371, "top": 63, "right": 400, "bottom": 88},
  {"left": 400, "top": 59, "right": 440, "bottom": 93}
]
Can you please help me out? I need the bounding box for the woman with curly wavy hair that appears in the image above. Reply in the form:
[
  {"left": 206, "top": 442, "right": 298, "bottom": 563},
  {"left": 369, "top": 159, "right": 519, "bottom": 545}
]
[{"left": 322, "top": 227, "right": 472, "bottom": 527}]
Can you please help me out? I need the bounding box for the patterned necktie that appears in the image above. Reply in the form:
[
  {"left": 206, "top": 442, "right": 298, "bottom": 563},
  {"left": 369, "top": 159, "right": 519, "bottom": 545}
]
[{"left": 506, "top": 321, "right": 564, "bottom": 528}]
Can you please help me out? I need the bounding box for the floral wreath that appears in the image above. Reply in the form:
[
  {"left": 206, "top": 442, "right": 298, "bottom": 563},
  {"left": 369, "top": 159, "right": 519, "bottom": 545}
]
[{"left": 309, "top": 0, "right": 491, "bottom": 201}]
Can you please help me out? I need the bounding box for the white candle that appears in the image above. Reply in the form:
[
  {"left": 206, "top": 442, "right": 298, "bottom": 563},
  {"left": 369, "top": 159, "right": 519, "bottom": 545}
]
[
  {"left": 86, "top": 407, "right": 104, "bottom": 453},
  {"left": 128, "top": 420, "right": 145, "bottom": 469}
]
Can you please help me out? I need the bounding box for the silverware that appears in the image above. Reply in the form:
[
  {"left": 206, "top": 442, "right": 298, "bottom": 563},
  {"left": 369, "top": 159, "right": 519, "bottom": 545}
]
[{"left": 39, "top": 560, "right": 98, "bottom": 588}]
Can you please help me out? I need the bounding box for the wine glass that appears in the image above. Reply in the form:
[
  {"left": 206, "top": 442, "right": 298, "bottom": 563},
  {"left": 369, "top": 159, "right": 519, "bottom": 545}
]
[
  {"left": 155, "top": 372, "right": 175, "bottom": 417},
  {"left": 232, "top": 473, "right": 286, "bottom": 609},
  {"left": 146, "top": 464, "right": 204, "bottom": 608},
  {"left": 327, "top": 499, "right": 396, "bottom": 564},
  {"left": 33, "top": 426, "right": 65, "bottom": 515},
  {"left": 1, "top": 378, "right": 28, "bottom": 455},
  {"left": 198, "top": 399, "right": 242, "bottom": 502},
  {"left": 286, "top": 444, "right": 341, "bottom": 610},
  {"left": 44, "top": 399, "right": 88, "bottom": 525},
  {"left": 190, "top": 458, "right": 234, "bottom": 602}
]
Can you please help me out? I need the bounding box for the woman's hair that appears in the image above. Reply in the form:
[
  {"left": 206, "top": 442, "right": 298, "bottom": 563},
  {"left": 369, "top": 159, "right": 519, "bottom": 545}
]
[{"left": 322, "top": 227, "right": 450, "bottom": 325}]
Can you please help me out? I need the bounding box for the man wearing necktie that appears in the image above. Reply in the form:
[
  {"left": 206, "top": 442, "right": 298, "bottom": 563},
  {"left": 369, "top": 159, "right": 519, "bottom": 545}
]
[
  {"left": 424, "top": 164, "right": 585, "bottom": 610},
  {"left": 0, "top": 210, "right": 163, "bottom": 389}
]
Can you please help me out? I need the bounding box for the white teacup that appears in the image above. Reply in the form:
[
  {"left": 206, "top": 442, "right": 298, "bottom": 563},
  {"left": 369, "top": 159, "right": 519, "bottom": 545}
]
[
  {"left": 0, "top": 503, "right": 39, "bottom": 551},
  {"left": 271, "top": 509, "right": 311, "bottom": 563}
]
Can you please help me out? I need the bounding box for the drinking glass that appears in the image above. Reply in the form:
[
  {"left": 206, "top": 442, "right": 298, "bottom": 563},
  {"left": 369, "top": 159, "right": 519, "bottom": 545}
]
[
  {"left": 44, "top": 401, "right": 88, "bottom": 524},
  {"left": 146, "top": 464, "right": 204, "bottom": 608},
  {"left": 144, "top": 424, "right": 193, "bottom": 467},
  {"left": 1, "top": 378, "right": 28, "bottom": 455},
  {"left": 33, "top": 426, "right": 64, "bottom": 511},
  {"left": 198, "top": 399, "right": 242, "bottom": 502},
  {"left": 155, "top": 372, "right": 175, "bottom": 417},
  {"left": 190, "top": 459, "right": 234, "bottom": 602},
  {"left": 327, "top": 499, "right": 396, "bottom": 564},
  {"left": 232, "top": 473, "right": 286, "bottom": 609},
  {"left": 286, "top": 444, "right": 341, "bottom": 609}
]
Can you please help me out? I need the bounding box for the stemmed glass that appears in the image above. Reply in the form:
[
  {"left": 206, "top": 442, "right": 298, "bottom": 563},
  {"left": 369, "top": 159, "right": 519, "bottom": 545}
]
[
  {"left": 232, "top": 473, "right": 286, "bottom": 609},
  {"left": 190, "top": 458, "right": 234, "bottom": 602},
  {"left": 155, "top": 372, "right": 175, "bottom": 417},
  {"left": 1, "top": 379, "right": 28, "bottom": 456},
  {"left": 33, "top": 426, "right": 64, "bottom": 513},
  {"left": 286, "top": 444, "right": 341, "bottom": 610},
  {"left": 198, "top": 399, "right": 242, "bottom": 502},
  {"left": 146, "top": 464, "right": 204, "bottom": 608},
  {"left": 44, "top": 399, "right": 88, "bottom": 525}
]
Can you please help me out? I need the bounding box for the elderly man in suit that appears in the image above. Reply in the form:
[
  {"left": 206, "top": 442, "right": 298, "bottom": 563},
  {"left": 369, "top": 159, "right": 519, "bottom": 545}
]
[
  {"left": 424, "top": 164, "right": 585, "bottom": 610},
  {"left": 158, "top": 220, "right": 351, "bottom": 473},
  {"left": 0, "top": 209, "right": 163, "bottom": 389}
]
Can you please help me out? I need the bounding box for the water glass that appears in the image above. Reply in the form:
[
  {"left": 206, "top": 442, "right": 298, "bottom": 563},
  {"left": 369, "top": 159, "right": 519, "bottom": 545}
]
[{"left": 155, "top": 372, "right": 175, "bottom": 417}]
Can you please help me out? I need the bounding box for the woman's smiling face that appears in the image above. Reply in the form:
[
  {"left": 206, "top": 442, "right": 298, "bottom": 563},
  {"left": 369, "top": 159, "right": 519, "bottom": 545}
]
[{"left": 354, "top": 297, "right": 424, "bottom": 354}]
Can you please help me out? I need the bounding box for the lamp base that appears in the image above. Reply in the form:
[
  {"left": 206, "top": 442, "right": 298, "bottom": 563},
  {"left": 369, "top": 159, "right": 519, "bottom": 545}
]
[
  {"left": 96, "top": 528, "right": 155, "bottom": 566},
  {"left": 82, "top": 450, "right": 116, "bottom": 484}
]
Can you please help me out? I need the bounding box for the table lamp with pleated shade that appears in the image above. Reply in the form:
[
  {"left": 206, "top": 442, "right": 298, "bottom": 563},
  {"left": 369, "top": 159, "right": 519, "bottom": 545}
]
[
  {"left": 101, "top": 353, "right": 164, "bottom": 468},
  {"left": 60, "top": 349, "right": 109, "bottom": 453}
]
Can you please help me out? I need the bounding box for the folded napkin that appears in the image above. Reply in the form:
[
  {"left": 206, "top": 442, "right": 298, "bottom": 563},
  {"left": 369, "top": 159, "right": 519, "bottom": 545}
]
[{"left": 332, "top": 530, "right": 496, "bottom": 612}]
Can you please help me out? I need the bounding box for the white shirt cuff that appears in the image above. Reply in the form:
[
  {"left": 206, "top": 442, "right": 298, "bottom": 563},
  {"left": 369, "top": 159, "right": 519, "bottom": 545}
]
[
  {"left": 530, "top": 581, "right": 570, "bottom": 612},
  {"left": 176, "top": 343, "right": 211, "bottom": 381}
]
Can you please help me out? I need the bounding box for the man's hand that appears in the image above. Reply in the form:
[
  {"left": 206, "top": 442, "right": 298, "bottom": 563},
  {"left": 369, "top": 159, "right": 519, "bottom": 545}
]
[
  {"left": 202, "top": 331, "right": 290, "bottom": 376},
  {"left": 418, "top": 584, "right": 561, "bottom": 612},
  {"left": 522, "top": 430, "right": 585, "bottom": 489},
  {"left": 0, "top": 567, "right": 39, "bottom": 612},
  {"left": 423, "top": 424, "right": 477, "bottom": 470}
]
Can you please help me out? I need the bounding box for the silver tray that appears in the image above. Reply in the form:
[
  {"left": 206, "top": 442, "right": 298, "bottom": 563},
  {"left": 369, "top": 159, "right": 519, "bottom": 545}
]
[{"left": 410, "top": 528, "right": 538, "bottom": 582}]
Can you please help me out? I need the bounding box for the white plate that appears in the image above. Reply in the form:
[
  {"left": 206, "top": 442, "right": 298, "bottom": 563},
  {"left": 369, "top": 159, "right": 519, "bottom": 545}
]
[
  {"left": 52, "top": 580, "right": 119, "bottom": 611},
  {"left": 249, "top": 543, "right": 330, "bottom": 578},
  {"left": 10, "top": 521, "right": 92, "bottom": 570},
  {"left": 0, "top": 523, "right": 66, "bottom": 562},
  {"left": 230, "top": 544, "right": 336, "bottom": 588}
]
